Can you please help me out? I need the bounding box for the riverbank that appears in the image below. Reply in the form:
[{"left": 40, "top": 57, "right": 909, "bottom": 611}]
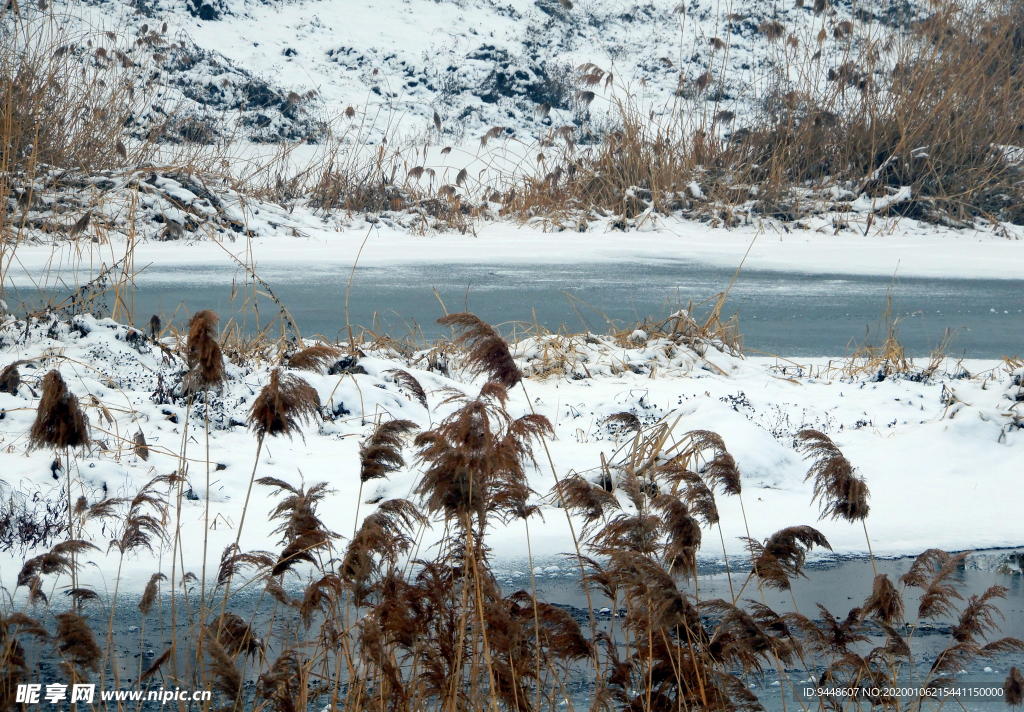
[{"left": 2, "top": 308, "right": 1021, "bottom": 597}]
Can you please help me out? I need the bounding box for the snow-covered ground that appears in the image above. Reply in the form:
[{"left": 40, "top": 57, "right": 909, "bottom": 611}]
[{"left": 1, "top": 311, "right": 1021, "bottom": 595}]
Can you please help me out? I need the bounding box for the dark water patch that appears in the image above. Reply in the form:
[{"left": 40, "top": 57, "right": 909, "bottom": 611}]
[{"left": 9, "top": 262, "right": 1023, "bottom": 358}]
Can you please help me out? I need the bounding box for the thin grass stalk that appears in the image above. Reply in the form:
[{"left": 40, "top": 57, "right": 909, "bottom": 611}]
[
  {"left": 519, "top": 380, "right": 603, "bottom": 684},
  {"left": 524, "top": 517, "right": 542, "bottom": 712},
  {"left": 717, "top": 523, "right": 737, "bottom": 603},
  {"left": 168, "top": 395, "right": 194, "bottom": 691},
  {"left": 200, "top": 385, "right": 211, "bottom": 622},
  {"left": 464, "top": 519, "right": 501, "bottom": 712},
  {"left": 217, "top": 436, "right": 264, "bottom": 621},
  {"left": 863, "top": 518, "right": 878, "bottom": 577}
]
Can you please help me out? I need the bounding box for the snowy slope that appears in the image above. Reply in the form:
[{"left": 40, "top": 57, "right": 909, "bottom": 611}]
[{"left": 44, "top": 0, "right": 924, "bottom": 144}]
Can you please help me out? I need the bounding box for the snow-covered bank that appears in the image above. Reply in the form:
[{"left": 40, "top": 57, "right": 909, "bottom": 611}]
[
  {"left": 6, "top": 209, "right": 1024, "bottom": 289},
  {"left": 1, "top": 312, "right": 1021, "bottom": 596}
]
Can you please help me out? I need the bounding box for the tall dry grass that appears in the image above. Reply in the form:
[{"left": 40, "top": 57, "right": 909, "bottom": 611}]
[{"left": 513, "top": 0, "right": 1024, "bottom": 228}]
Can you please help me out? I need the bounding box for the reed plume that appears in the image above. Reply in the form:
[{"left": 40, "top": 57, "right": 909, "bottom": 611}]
[
  {"left": 288, "top": 344, "right": 341, "bottom": 373},
  {"left": 550, "top": 474, "right": 620, "bottom": 536},
  {"left": 0, "top": 359, "right": 28, "bottom": 395},
  {"left": 702, "top": 599, "right": 783, "bottom": 672},
  {"left": 223, "top": 371, "right": 323, "bottom": 610},
  {"left": 685, "top": 430, "right": 741, "bottom": 495},
  {"left": 64, "top": 588, "right": 100, "bottom": 606},
  {"left": 360, "top": 419, "right": 417, "bottom": 482},
  {"left": 28, "top": 371, "right": 89, "bottom": 449},
  {"left": 203, "top": 627, "right": 242, "bottom": 702},
  {"left": 132, "top": 430, "right": 149, "bottom": 460},
  {"left": 258, "top": 478, "right": 337, "bottom": 575},
  {"left": 185, "top": 310, "right": 226, "bottom": 393},
  {"left": 899, "top": 549, "right": 967, "bottom": 619},
  {"left": 385, "top": 368, "right": 428, "bottom": 408},
  {"left": 797, "top": 429, "right": 870, "bottom": 521},
  {"left": 342, "top": 499, "right": 426, "bottom": 602},
  {"left": 603, "top": 411, "right": 640, "bottom": 433},
  {"left": 17, "top": 540, "right": 99, "bottom": 589},
  {"left": 952, "top": 585, "right": 1009, "bottom": 643},
  {"left": 55, "top": 611, "right": 102, "bottom": 678},
  {"left": 248, "top": 369, "right": 320, "bottom": 441},
  {"left": 861, "top": 574, "right": 904, "bottom": 624},
  {"left": 415, "top": 384, "right": 549, "bottom": 530},
  {"left": 1006, "top": 667, "right": 1024, "bottom": 706},
  {"left": 745, "top": 525, "right": 831, "bottom": 590},
  {"left": 815, "top": 605, "right": 871, "bottom": 653},
  {"left": 138, "top": 572, "right": 166, "bottom": 615},
  {"left": 211, "top": 612, "right": 264, "bottom": 658},
  {"left": 257, "top": 649, "right": 305, "bottom": 712},
  {"left": 140, "top": 649, "right": 172, "bottom": 681},
  {"left": 437, "top": 312, "right": 523, "bottom": 387},
  {"left": 216, "top": 545, "right": 275, "bottom": 588},
  {"left": 651, "top": 493, "right": 702, "bottom": 577},
  {"left": 109, "top": 475, "right": 170, "bottom": 555},
  {"left": 652, "top": 464, "right": 719, "bottom": 526}
]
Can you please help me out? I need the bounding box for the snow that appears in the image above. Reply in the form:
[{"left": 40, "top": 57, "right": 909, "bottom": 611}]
[
  {"left": 1, "top": 312, "right": 1021, "bottom": 595},
  {"left": 12, "top": 0, "right": 941, "bottom": 148},
  {"left": 5, "top": 207, "right": 1024, "bottom": 291}
]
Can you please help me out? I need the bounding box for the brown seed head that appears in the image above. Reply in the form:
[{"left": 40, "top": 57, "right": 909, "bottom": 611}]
[
  {"left": 360, "top": 419, "right": 418, "bottom": 483},
  {"left": 436, "top": 312, "right": 523, "bottom": 388},
  {"left": 185, "top": 310, "right": 226, "bottom": 393},
  {"left": 248, "top": 369, "right": 320, "bottom": 441},
  {"left": 862, "top": 573, "right": 904, "bottom": 624},
  {"left": 1006, "top": 667, "right": 1024, "bottom": 706},
  {"left": 139, "top": 572, "right": 166, "bottom": 615},
  {"left": 796, "top": 429, "right": 870, "bottom": 522},
  {"left": 287, "top": 344, "right": 341, "bottom": 373}
]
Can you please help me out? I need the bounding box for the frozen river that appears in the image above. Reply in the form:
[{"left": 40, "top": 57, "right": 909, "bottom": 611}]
[{"left": 12, "top": 261, "right": 1022, "bottom": 357}]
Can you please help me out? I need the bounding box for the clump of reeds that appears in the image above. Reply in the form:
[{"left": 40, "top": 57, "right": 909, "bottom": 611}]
[
  {"left": 0, "top": 360, "right": 27, "bottom": 395},
  {"left": 28, "top": 371, "right": 89, "bottom": 450},
  {"left": 0, "top": 15, "right": 157, "bottom": 175},
  {"left": 507, "top": 0, "right": 1024, "bottom": 227}
]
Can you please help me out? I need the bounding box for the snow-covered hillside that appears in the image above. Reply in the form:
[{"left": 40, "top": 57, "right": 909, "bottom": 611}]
[{"left": 45, "top": 0, "right": 922, "bottom": 145}]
